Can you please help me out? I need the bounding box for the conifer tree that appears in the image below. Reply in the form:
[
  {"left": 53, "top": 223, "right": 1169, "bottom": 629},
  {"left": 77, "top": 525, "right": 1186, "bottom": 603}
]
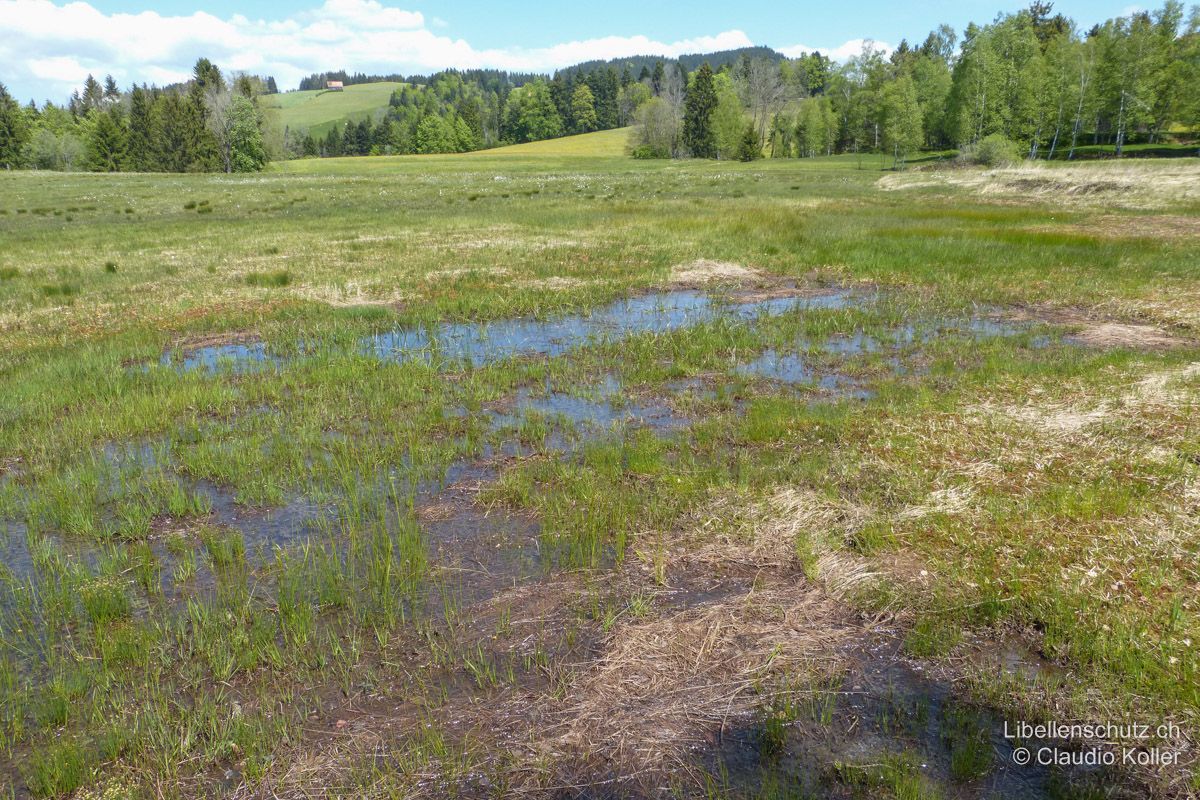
[
  {"left": 85, "top": 109, "right": 128, "bottom": 171},
  {"left": 82, "top": 74, "right": 104, "bottom": 113},
  {"left": 683, "top": 63, "right": 718, "bottom": 158},
  {"left": 103, "top": 75, "right": 120, "bottom": 105},
  {"left": 0, "top": 82, "right": 30, "bottom": 169},
  {"left": 127, "top": 86, "right": 155, "bottom": 171},
  {"left": 736, "top": 121, "right": 762, "bottom": 160},
  {"left": 185, "top": 58, "right": 221, "bottom": 170}
]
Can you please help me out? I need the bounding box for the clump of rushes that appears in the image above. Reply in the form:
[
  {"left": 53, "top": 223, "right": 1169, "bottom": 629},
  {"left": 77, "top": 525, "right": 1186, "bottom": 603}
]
[
  {"left": 24, "top": 738, "right": 92, "bottom": 798},
  {"left": 80, "top": 577, "right": 132, "bottom": 625},
  {"left": 244, "top": 269, "right": 291, "bottom": 287},
  {"left": 199, "top": 525, "right": 245, "bottom": 569},
  {"left": 40, "top": 282, "right": 78, "bottom": 298}
]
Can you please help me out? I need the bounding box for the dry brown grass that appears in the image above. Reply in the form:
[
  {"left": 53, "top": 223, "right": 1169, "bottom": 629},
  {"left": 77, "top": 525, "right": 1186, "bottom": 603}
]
[
  {"left": 516, "top": 585, "right": 855, "bottom": 792},
  {"left": 668, "top": 259, "right": 762, "bottom": 285},
  {"left": 1038, "top": 213, "right": 1200, "bottom": 241},
  {"left": 519, "top": 275, "right": 595, "bottom": 291},
  {"left": 877, "top": 161, "right": 1200, "bottom": 209},
  {"left": 965, "top": 362, "right": 1199, "bottom": 451},
  {"left": 290, "top": 281, "right": 410, "bottom": 308},
  {"left": 1070, "top": 322, "right": 1187, "bottom": 349},
  {"left": 1005, "top": 303, "right": 1194, "bottom": 348},
  {"left": 1100, "top": 289, "right": 1200, "bottom": 333}
]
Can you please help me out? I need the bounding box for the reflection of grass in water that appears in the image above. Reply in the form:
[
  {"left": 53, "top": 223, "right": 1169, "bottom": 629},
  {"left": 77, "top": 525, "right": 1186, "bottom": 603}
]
[
  {"left": 832, "top": 753, "right": 942, "bottom": 800},
  {"left": 943, "top": 704, "right": 993, "bottom": 782}
]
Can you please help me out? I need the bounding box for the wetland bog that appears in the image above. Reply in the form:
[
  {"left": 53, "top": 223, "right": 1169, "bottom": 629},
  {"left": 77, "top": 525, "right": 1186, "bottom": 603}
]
[{"left": 0, "top": 154, "right": 1198, "bottom": 798}]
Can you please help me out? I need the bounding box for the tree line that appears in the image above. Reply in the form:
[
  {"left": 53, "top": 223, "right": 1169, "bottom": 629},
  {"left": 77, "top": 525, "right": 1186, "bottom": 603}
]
[
  {"left": 296, "top": 71, "right": 399, "bottom": 92},
  {"left": 0, "top": 1, "right": 1195, "bottom": 171},
  {"left": 0, "top": 60, "right": 271, "bottom": 172},
  {"left": 284, "top": 0, "right": 1200, "bottom": 164},
  {"left": 634, "top": 1, "right": 1199, "bottom": 163}
]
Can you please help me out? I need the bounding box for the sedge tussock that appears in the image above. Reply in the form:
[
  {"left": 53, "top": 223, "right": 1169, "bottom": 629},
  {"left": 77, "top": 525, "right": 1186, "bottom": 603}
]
[{"left": 669, "top": 259, "right": 762, "bottom": 285}]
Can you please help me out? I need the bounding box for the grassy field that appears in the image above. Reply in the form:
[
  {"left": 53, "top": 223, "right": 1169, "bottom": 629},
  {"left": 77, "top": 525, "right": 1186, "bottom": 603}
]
[
  {"left": 0, "top": 151, "right": 1198, "bottom": 799},
  {"left": 260, "top": 82, "right": 403, "bottom": 138},
  {"left": 468, "top": 126, "right": 632, "bottom": 157}
]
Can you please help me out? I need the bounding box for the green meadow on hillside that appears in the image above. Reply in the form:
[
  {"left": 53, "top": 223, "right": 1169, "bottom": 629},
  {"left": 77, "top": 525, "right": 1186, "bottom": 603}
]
[
  {"left": 260, "top": 81, "right": 403, "bottom": 138},
  {"left": 467, "top": 126, "right": 632, "bottom": 156}
]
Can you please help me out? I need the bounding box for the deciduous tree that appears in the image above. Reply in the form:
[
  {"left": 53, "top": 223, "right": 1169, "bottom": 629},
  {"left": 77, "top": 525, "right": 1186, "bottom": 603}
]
[{"left": 570, "top": 83, "right": 598, "bottom": 133}]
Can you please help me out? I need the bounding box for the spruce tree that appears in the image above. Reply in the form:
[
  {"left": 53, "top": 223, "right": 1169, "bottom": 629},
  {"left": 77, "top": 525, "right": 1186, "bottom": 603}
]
[
  {"left": 85, "top": 110, "right": 128, "bottom": 171},
  {"left": 324, "top": 126, "right": 342, "bottom": 156},
  {"left": 185, "top": 58, "right": 221, "bottom": 171},
  {"left": 736, "top": 122, "right": 762, "bottom": 161},
  {"left": 127, "top": 86, "right": 155, "bottom": 171},
  {"left": 683, "top": 63, "right": 718, "bottom": 158},
  {"left": 152, "top": 92, "right": 189, "bottom": 172},
  {"left": 456, "top": 98, "right": 483, "bottom": 148},
  {"left": 0, "top": 82, "right": 30, "bottom": 169},
  {"left": 82, "top": 74, "right": 104, "bottom": 113}
]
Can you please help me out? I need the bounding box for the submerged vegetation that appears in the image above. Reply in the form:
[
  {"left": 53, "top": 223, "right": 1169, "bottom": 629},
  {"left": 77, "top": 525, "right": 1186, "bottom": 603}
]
[{"left": 0, "top": 138, "right": 1198, "bottom": 799}]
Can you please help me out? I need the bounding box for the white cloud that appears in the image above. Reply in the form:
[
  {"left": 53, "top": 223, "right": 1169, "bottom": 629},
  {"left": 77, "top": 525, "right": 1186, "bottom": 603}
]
[
  {"left": 0, "top": 0, "right": 757, "bottom": 102},
  {"left": 780, "top": 38, "right": 893, "bottom": 61},
  {"left": 27, "top": 55, "right": 88, "bottom": 82}
]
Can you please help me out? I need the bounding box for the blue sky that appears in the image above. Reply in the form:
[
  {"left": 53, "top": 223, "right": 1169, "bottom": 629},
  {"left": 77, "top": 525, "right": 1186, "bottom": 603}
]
[
  {"left": 79, "top": 0, "right": 1140, "bottom": 47},
  {"left": 2, "top": 0, "right": 1148, "bottom": 104}
]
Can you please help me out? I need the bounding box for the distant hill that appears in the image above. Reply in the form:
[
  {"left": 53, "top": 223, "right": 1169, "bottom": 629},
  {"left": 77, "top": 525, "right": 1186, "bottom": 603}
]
[
  {"left": 556, "top": 47, "right": 787, "bottom": 78},
  {"left": 269, "top": 45, "right": 789, "bottom": 141},
  {"left": 261, "top": 82, "right": 402, "bottom": 139}
]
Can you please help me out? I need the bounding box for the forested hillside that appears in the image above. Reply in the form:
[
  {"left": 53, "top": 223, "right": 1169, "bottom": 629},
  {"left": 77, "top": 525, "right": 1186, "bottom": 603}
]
[
  {"left": 558, "top": 47, "right": 786, "bottom": 79},
  {"left": 0, "top": 0, "right": 1195, "bottom": 172}
]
